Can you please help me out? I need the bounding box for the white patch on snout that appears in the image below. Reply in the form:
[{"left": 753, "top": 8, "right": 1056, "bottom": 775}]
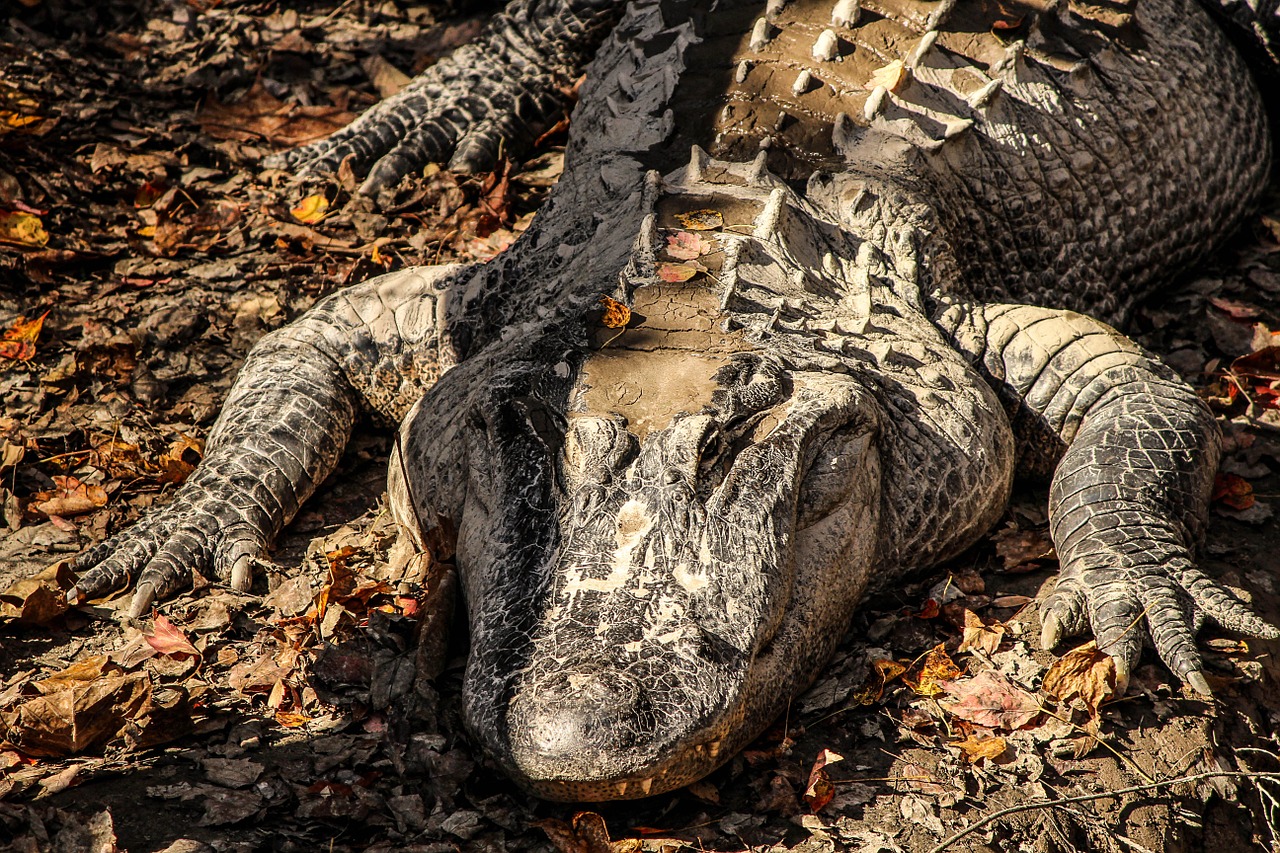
[
  {"left": 672, "top": 561, "right": 708, "bottom": 593},
  {"left": 563, "top": 499, "right": 652, "bottom": 597}
]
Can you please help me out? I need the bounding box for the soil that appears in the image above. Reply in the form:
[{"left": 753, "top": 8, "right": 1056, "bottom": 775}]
[{"left": 2, "top": 2, "right": 1280, "bottom": 852}]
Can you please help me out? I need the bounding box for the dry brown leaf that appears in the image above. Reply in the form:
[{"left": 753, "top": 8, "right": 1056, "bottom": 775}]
[
  {"left": 852, "top": 657, "right": 907, "bottom": 705},
  {"left": 903, "top": 644, "right": 963, "bottom": 696},
  {"left": 536, "top": 810, "right": 639, "bottom": 853},
  {"left": 7, "top": 671, "right": 151, "bottom": 756},
  {"left": 992, "top": 524, "right": 1056, "bottom": 571},
  {"left": 598, "top": 295, "right": 632, "bottom": 329},
  {"left": 1212, "top": 473, "right": 1255, "bottom": 511},
  {"left": 957, "top": 608, "right": 1007, "bottom": 655},
  {"left": 802, "top": 747, "right": 844, "bottom": 812},
  {"left": 1042, "top": 640, "right": 1116, "bottom": 715},
  {"left": 30, "top": 475, "right": 108, "bottom": 519},
  {"left": 941, "top": 670, "right": 1040, "bottom": 730},
  {"left": 198, "top": 82, "right": 354, "bottom": 147},
  {"left": 0, "top": 311, "right": 48, "bottom": 361},
  {"left": 0, "top": 568, "right": 68, "bottom": 625}
]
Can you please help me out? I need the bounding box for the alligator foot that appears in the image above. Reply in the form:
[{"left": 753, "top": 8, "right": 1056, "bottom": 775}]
[
  {"left": 1040, "top": 561, "right": 1279, "bottom": 695},
  {"left": 264, "top": 0, "right": 622, "bottom": 195},
  {"left": 65, "top": 464, "right": 275, "bottom": 618}
]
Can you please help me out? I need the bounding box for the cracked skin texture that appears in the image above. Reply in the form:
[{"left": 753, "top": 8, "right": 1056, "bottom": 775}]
[{"left": 68, "top": 0, "right": 1280, "bottom": 801}]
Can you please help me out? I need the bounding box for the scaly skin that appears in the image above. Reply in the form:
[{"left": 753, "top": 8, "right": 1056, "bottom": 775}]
[
  {"left": 71, "top": 0, "right": 1278, "bottom": 800},
  {"left": 265, "top": 0, "right": 624, "bottom": 194}
]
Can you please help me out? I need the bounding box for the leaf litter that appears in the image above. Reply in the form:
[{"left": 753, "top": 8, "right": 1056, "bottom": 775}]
[{"left": 1, "top": 1, "right": 1279, "bottom": 851}]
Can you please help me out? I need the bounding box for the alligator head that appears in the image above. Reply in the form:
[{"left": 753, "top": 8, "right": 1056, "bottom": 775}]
[{"left": 397, "top": 304, "right": 886, "bottom": 800}]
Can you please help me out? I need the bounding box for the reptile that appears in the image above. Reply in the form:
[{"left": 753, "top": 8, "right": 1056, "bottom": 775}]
[{"left": 64, "top": 0, "right": 1280, "bottom": 802}]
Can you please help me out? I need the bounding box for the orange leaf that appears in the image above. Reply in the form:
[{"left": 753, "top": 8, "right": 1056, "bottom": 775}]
[
  {"left": 31, "top": 475, "right": 107, "bottom": 518},
  {"left": 598, "top": 295, "right": 632, "bottom": 329},
  {"left": 1212, "top": 473, "right": 1255, "bottom": 511},
  {"left": 0, "top": 310, "right": 48, "bottom": 361},
  {"left": 145, "top": 614, "right": 200, "bottom": 659},
  {"left": 1042, "top": 640, "right": 1116, "bottom": 715}
]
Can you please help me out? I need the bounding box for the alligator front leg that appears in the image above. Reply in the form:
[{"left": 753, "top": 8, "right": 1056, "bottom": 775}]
[
  {"left": 67, "top": 266, "right": 465, "bottom": 617},
  {"left": 266, "top": 0, "right": 623, "bottom": 195},
  {"left": 935, "top": 301, "right": 1279, "bottom": 693}
]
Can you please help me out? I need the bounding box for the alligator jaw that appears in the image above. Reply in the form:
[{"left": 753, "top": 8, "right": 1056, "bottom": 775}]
[{"left": 450, "top": 343, "right": 884, "bottom": 800}]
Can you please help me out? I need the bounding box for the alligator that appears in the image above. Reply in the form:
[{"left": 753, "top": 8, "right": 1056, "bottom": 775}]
[{"left": 64, "top": 0, "right": 1280, "bottom": 801}]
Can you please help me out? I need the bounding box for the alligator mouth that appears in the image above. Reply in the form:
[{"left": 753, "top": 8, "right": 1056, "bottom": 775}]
[{"left": 454, "top": 368, "right": 881, "bottom": 801}]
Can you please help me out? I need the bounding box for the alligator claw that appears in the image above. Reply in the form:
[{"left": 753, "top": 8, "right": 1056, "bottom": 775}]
[
  {"left": 230, "top": 554, "right": 254, "bottom": 593},
  {"left": 128, "top": 582, "right": 157, "bottom": 619},
  {"left": 1040, "top": 611, "right": 1063, "bottom": 651},
  {"left": 1185, "top": 670, "right": 1212, "bottom": 698}
]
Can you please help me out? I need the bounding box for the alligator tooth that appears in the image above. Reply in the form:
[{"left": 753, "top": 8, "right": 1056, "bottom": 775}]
[
  {"left": 708, "top": 740, "right": 723, "bottom": 759},
  {"left": 766, "top": 0, "right": 790, "bottom": 20},
  {"left": 750, "top": 17, "right": 773, "bottom": 51},
  {"left": 639, "top": 778, "right": 654, "bottom": 795},
  {"left": 966, "top": 78, "right": 1003, "bottom": 109},
  {"left": 910, "top": 30, "right": 938, "bottom": 67},
  {"left": 774, "top": 110, "right": 789, "bottom": 131},
  {"left": 812, "top": 29, "right": 840, "bottom": 61},
  {"left": 863, "top": 85, "right": 888, "bottom": 120},
  {"left": 924, "top": 0, "right": 957, "bottom": 31},
  {"left": 792, "top": 69, "right": 813, "bottom": 96},
  {"left": 735, "top": 59, "right": 752, "bottom": 84},
  {"left": 687, "top": 144, "right": 710, "bottom": 181},
  {"left": 615, "top": 781, "right": 629, "bottom": 796},
  {"left": 831, "top": 0, "right": 860, "bottom": 27}
]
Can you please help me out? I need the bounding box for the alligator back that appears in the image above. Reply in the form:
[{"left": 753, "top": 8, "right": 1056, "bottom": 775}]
[{"left": 529, "top": 0, "right": 1270, "bottom": 328}]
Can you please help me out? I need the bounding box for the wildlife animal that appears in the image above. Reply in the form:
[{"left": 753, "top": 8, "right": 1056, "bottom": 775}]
[{"left": 65, "top": 0, "right": 1280, "bottom": 801}]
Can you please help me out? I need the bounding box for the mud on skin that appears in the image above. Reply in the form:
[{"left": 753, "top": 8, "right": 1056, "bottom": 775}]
[{"left": 68, "top": 0, "right": 1280, "bottom": 800}]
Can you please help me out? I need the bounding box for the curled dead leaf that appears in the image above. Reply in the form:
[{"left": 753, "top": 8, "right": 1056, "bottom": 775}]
[
  {"left": 866, "top": 59, "right": 909, "bottom": 92},
  {"left": 803, "top": 747, "right": 845, "bottom": 812},
  {"left": 663, "top": 230, "right": 713, "bottom": 261},
  {"left": 598, "top": 295, "right": 632, "bottom": 329},
  {"left": 30, "top": 475, "right": 108, "bottom": 519},
  {"left": 957, "top": 608, "right": 1007, "bottom": 656},
  {"left": 992, "top": 524, "right": 1056, "bottom": 572}
]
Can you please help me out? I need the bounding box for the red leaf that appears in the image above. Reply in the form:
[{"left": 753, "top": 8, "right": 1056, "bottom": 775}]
[
  {"left": 145, "top": 614, "right": 200, "bottom": 659},
  {"left": 940, "top": 670, "right": 1040, "bottom": 730}
]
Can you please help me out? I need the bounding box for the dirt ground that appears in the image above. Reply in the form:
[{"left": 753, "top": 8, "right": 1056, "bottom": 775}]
[{"left": 3, "top": 2, "right": 1280, "bottom": 851}]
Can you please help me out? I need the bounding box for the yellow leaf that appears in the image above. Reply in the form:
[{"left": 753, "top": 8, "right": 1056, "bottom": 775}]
[
  {"left": 290, "top": 194, "right": 330, "bottom": 224},
  {"left": 866, "top": 59, "right": 909, "bottom": 93},
  {"left": 0, "top": 210, "right": 48, "bottom": 247},
  {"left": 657, "top": 262, "right": 699, "bottom": 283},
  {"left": 675, "top": 209, "right": 723, "bottom": 230},
  {"left": 598, "top": 295, "right": 632, "bottom": 329},
  {"left": 952, "top": 734, "right": 1009, "bottom": 763},
  {"left": 903, "top": 643, "right": 963, "bottom": 696}
]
